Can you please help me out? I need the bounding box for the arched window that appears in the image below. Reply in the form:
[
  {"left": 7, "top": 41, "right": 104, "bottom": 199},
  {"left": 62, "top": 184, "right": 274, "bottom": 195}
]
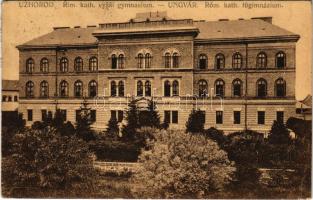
[
  {"left": 164, "top": 53, "right": 171, "bottom": 68},
  {"left": 276, "top": 51, "right": 286, "bottom": 69},
  {"left": 118, "top": 54, "right": 124, "bottom": 69},
  {"left": 89, "top": 80, "right": 97, "bottom": 97},
  {"left": 257, "top": 79, "right": 267, "bottom": 97},
  {"left": 111, "top": 81, "right": 117, "bottom": 96},
  {"left": 145, "top": 81, "right": 151, "bottom": 96},
  {"left": 74, "top": 57, "right": 83, "bottom": 72},
  {"left": 256, "top": 52, "right": 267, "bottom": 69},
  {"left": 199, "top": 54, "right": 207, "bottom": 69},
  {"left": 60, "top": 57, "right": 68, "bottom": 72},
  {"left": 215, "top": 79, "right": 225, "bottom": 97},
  {"left": 26, "top": 58, "right": 34, "bottom": 73},
  {"left": 74, "top": 80, "right": 83, "bottom": 97},
  {"left": 40, "top": 81, "right": 49, "bottom": 98},
  {"left": 145, "top": 53, "right": 151, "bottom": 68},
  {"left": 59, "top": 81, "right": 69, "bottom": 97},
  {"left": 137, "top": 53, "right": 144, "bottom": 68},
  {"left": 137, "top": 81, "right": 143, "bottom": 96},
  {"left": 164, "top": 80, "right": 171, "bottom": 97},
  {"left": 233, "top": 79, "right": 242, "bottom": 97},
  {"left": 275, "top": 78, "right": 286, "bottom": 97},
  {"left": 198, "top": 80, "right": 208, "bottom": 97},
  {"left": 232, "top": 53, "right": 242, "bottom": 69},
  {"left": 172, "top": 80, "right": 179, "bottom": 96},
  {"left": 118, "top": 81, "right": 124, "bottom": 97},
  {"left": 112, "top": 54, "right": 117, "bottom": 69},
  {"left": 40, "top": 58, "right": 49, "bottom": 73},
  {"left": 26, "top": 81, "right": 34, "bottom": 97},
  {"left": 89, "top": 57, "right": 98, "bottom": 71},
  {"left": 215, "top": 54, "right": 225, "bottom": 70},
  {"left": 172, "top": 53, "right": 179, "bottom": 68}
]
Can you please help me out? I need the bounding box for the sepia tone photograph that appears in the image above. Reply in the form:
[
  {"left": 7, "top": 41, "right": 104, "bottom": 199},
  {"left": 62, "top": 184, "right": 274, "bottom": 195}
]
[{"left": 1, "top": 0, "right": 312, "bottom": 198}]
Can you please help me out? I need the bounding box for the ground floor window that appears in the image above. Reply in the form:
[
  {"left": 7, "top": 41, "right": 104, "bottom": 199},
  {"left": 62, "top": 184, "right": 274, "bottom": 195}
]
[
  {"left": 27, "top": 109, "right": 33, "bottom": 121},
  {"left": 234, "top": 111, "right": 241, "bottom": 124},
  {"left": 90, "top": 110, "right": 96, "bottom": 122},
  {"left": 216, "top": 111, "right": 223, "bottom": 124},
  {"left": 111, "top": 110, "right": 123, "bottom": 122},
  {"left": 276, "top": 111, "right": 284, "bottom": 124},
  {"left": 60, "top": 110, "right": 67, "bottom": 122},
  {"left": 41, "top": 109, "right": 47, "bottom": 121},
  {"left": 164, "top": 110, "right": 178, "bottom": 124},
  {"left": 257, "top": 111, "right": 265, "bottom": 125}
]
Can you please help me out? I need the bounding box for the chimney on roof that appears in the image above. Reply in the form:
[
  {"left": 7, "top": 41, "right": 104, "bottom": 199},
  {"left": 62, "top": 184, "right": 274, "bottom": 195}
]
[
  {"left": 87, "top": 25, "right": 97, "bottom": 28},
  {"left": 251, "top": 17, "right": 272, "bottom": 24},
  {"left": 74, "top": 26, "right": 81, "bottom": 28},
  {"left": 218, "top": 19, "right": 229, "bottom": 21},
  {"left": 238, "top": 18, "right": 244, "bottom": 20},
  {"left": 53, "top": 27, "right": 70, "bottom": 30}
]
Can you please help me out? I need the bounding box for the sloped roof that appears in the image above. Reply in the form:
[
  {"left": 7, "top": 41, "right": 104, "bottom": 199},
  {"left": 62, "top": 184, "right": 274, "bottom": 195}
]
[
  {"left": 17, "top": 18, "right": 299, "bottom": 48},
  {"left": 2, "top": 80, "right": 19, "bottom": 91},
  {"left": 300, "top": 95, "right": 312, "bottom": 107}
]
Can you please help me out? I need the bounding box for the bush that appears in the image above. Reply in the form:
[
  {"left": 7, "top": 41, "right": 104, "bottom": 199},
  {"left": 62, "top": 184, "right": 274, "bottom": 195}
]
[
  {"left": 268, "top": 120, "right": 291, "bottom": 145},
  {"left": 2, "top": 127, "right": 98, "bottom": 195},
  {"left": 131, "top": 130, "right": 235, "bottom": 198},
  {"left": 203, "top": 127, "right": 228, "bottom": 147},
  {"left": 185, "top": 109, "right": 205, "bottom": 133}
]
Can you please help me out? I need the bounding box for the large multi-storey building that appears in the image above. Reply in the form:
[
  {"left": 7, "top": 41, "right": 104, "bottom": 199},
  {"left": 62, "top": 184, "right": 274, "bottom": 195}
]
[{"left": 17, "top": 12, "right": 299, "bottom": 134}]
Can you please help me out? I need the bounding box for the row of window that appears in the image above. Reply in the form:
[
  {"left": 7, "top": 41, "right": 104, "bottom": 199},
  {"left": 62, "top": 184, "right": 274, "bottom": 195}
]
[
  {"left": 25, "top": 51, "right": 287, "bottom": 72},
  {"left": 2, "top": 95, "right": 18, "bottom": 102},
  {"left": 24, "top": 77, "right": 286, "bottom": 98},
  {"left": 25, "top": 57, "right": 98, "bottom": 73},
  {"left": 198, "top": 51, "right": 286, "bottom": 70},
  {"left": 26, "top": 109, "right": 284, "bottom": 126}
]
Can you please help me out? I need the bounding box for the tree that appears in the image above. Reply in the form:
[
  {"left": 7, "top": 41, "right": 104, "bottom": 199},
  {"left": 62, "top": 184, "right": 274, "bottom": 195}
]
[
  {"left": 106, "top": 117, "right": 119, "bottom": 138},
  {"left": 203, "top": 127, "right": 228, "bottom": 148},
  {"left": 75, "top": 99, "right": 96, "bottom": 141},
  {"left": 139, "top": 99, "right": 161, "bottom": 128},
  {"left": 185, "top": 109, "right": 205, "bottom": 133},
  {"left": 131, "top": 130, "right": 235, "bottom": 198},
  {"left": 2, "top": 127, "right": 98, "bottom": 195},
  {"left": 268, "top": 120, "right": 291, "bottom": 145},
  {"left": 122, "top": 98, "right": 140, "bottom": 140}
]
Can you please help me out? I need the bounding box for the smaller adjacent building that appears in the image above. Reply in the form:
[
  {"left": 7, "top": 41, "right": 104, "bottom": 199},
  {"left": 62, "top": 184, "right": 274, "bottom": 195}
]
[
  {"left": 2, "top": 80, "right": 19, "bottom": 112},
  {"left": 296, "top": 95, "right": 312, "bottom": 121}
]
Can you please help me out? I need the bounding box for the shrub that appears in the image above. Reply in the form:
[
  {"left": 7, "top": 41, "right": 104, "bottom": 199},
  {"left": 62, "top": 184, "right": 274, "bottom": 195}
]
[
  {"left": 185, "top": 109, "right": 205, "bottom": 133},
  {"left": 131, "top": 130, "right": 235, "bottom": 198},
  {"left": 2, "top": 127, "right": 98, "bottom": 194},
  {"left": 106, "top": 117, "right": 119, "bottom": 138},
  {"left": 268, "top": 120, "right": 291, "bottom": 145},
  {"left": 203, "top": 127, "right": 228, "bottom": 148}
]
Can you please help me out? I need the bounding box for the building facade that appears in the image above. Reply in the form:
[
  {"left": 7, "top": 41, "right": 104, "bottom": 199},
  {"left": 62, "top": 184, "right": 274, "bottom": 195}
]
[
  {"left": 17, "top": 12, "right": 300, "bottom": 134},
  {"left": 2, "top": 80, "right": 19, "bottom": 112}
]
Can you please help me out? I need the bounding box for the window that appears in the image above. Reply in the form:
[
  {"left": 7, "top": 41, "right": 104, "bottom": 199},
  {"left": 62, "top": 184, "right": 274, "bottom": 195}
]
[
  {"left": 145, "top": 53, "right": 151, "bottom": 68},
  {"left": 89, "top": 57, "right": 98, "bottom": 71},
  {"left": 137, "top": 81, "right": 143, "bottom": 96},
  {"left": 111, "top": 110, "right": 123, "bottom": 122},
  {"left": 199, "top": 54, "right": 207, "bottom": 69},
  {"left": 14, "top": 96, "right": 18, "bottom": 102},
  {"left": 215, "top": 54, "right": 225, "bottom": 70},
  {"left": 60, "top": 57, "right": 68, "bottom": 72},
  {"left": 233, "top": 79, "right": 242, "bottom": 97},
  {"left": 59, "top": 80, "right": 68, "bottom": 97},
  {"left": 40, "top": 58, "right": 49, "bottom": 73},
  {"left": 257, "top": 111, "right": 265, "bottom": 125},
  {"left": 200, "top": 111, "right": 206, "bottom": 124},
  {"left": 164, "top": 80, "right": 171, "bottom": 97},
  {"left": 118, "top": 81, "right": 124, "bottom": 97},
  {"left": 8, "top": 96, "right": 12, "bottom": 102},
  {"left": 145, "top": 81, "right": 151, "bottom": 97},
  {"left": 40, "top": 81, "right": 49, "bottom": 98},
  {"left": 216, "top": 111, "right": 223, "bottom": 124},
  {"left": 74, "top": 80, "right": 83, "bottom": 97},
  {"left": 2, "top": 95, "right": 7, "bottom": 102},
  {"left": 275, "top": 78, "right": 286, "bottom": 97},
  {"left": 76, "top": 110, "right": 81, "bottom": 122},
  {"left": 137, "top": 53, "right": 144, "bottom": 68},
  {"left": 74, "top": 57, "right": 83, "bottom": 72},
  {"left": 112, "top": 54, "right": 117, "bottom": 69},
  {"left": 172, "top": 80, "right": 179, "bottom": 96},
  {"left": 256, "top": 52, "right": 267, "bottom": 69},
  {"left": 215, "top": 79, "right": 225, "bottom": 97},
  {"left": 41, "top": 109, "right": 47, "bottom": 121},
  {"left": 26, "top": 81, "right": 34, "bottom": 97},
  {"left": 27, "top": 109, "right": 33, "bottom": 121},
  {"left": 164, "top": 111, "right": 171, "bottom": 123},
  {"left": 234, "top": 111, "right": 241, "bottom": 124},
  {"left": 111, "top": 110, "right": 117, "bottom": 120},
  {"left": 198, "top": 80, "right": 208, "bottom": 97},
  {"left": 257, "top": 79, "right": 267, "bottom": 97},
  {"left": 118, "top": 54, "right": 124, "bottom": 69},
  {"left": 111, "top": 81, "right": 117, "bottom": 96},
  {"left": 232, "top": 53, "right": 242, "bottom": 69},
  {"left": 277, "top": 111, "right": 284, "bottom": 124},
  {"left": 60, "top": 109, "right": 67, "bottom": 121},
  {"left": 276, "top": 51, "right": 286, "bottom": 69},
  {"left": 90, "top": 110, "right": 96, "bottom": 122},
  {"left": 26, "top": 58, "right": 34, "bottom": 73},
  {"left": 172, "top": 111, "right": 178, "bottom": 124},
  {"left": 172, "top": 53, "right": 179, "bottom": 68},
  {"left": 164, "top": 53, "right": 171, "bottom": 68},
  {"left": 89, "top": 80, "right": 97, "bottom": 97}
]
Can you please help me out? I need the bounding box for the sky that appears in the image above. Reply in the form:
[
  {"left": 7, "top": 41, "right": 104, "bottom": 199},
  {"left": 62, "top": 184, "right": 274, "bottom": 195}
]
[{"left": 2, "top": 1, "right": 311, "bottom": 100}]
